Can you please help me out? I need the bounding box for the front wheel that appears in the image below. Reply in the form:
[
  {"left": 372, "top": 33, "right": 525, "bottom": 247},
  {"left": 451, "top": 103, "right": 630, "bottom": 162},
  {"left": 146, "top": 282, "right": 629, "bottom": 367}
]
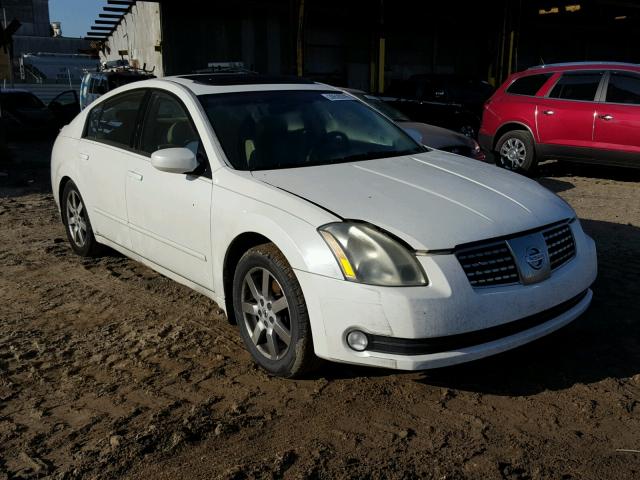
[
  {"left": 233, "top": 243, "right": 318, "bottom": 378},
  {"left": 495, "top": 130, "right": 537, "bottom": 173}
]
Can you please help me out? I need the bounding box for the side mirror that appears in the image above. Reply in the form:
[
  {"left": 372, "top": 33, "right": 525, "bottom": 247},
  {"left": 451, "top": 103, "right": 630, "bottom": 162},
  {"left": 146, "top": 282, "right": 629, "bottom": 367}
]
[{"left": 150, "top": 147, "right": 198, "bottom": 174}]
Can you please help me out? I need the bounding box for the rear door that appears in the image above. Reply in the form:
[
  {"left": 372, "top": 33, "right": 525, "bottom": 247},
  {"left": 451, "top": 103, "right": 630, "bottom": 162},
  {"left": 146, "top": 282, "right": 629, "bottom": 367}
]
[
  {"left": 592, "top": 70, "right": 640, "bottom": 164},
  {"left": 536, "top": 70, "right": 604, "bottom": 158},
  {"left": 124, "top": 89, "right": 214, "bottom": 290},
  {"left": 78, "top": 89, "right": 147, "bottom": 249}
]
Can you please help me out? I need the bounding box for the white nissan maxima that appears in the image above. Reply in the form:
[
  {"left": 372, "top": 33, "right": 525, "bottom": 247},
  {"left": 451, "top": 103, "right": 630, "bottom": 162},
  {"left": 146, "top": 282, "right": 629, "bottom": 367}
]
[{"left": 51, "top": 74, "right": 597, "bottom": 377}]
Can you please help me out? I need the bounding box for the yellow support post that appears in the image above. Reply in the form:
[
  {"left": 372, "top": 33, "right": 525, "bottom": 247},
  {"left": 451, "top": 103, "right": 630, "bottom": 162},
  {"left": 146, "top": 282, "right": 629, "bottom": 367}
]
[
  {"left": 296, "top": 0, "right": 305, "bottom": 77},
  {"left": 378, "top": 37, "right": 385, "bottom": 94},
  {"left": 507, "top": 30, "right": 515, "bottom": 76}
]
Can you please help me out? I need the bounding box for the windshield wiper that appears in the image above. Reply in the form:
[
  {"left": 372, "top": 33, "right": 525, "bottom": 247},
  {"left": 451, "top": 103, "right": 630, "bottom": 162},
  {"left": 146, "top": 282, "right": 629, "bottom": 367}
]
[{"left": 330, "top": 147, "right": 425, "bottom": 164}]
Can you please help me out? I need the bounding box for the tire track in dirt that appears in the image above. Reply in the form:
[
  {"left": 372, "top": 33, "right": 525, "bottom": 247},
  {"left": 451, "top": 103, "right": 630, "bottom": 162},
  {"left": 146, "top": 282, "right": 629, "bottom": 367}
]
[{"left": 1, "top": 157, "right": 640, "bottom": 479}]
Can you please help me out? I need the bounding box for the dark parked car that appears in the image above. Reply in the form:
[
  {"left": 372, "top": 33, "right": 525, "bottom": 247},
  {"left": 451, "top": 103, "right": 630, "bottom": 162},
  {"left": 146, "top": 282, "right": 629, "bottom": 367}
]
[
  {"left": 382, "top": 74, "right": 494, "bottom": 138},
  {"left": 0, "top": 89, "right": 80, "bottom": 138},
  {"left": 346, "top": 90, "right": 485, "bottom": 160}
]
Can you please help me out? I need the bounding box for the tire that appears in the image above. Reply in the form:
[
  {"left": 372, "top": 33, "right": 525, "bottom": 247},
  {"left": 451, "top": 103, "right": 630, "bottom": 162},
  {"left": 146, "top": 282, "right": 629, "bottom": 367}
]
[
  {"left": 495, "top": 130, "right": 537, "bottom": 173},
  {"left": 232, "top": 243, "right": 318, "bottom": 378},
  {"left": 61, "top": 180, "right": 102, "bottom": 257}
]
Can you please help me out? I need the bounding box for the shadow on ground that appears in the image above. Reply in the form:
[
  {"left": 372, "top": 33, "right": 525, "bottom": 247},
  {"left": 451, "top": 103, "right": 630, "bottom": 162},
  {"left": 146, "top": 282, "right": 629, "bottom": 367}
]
[
  {"left": 537, "top": 159, "right": 640, "bottom": 182},
  {"left": 0, "top": 140, "right": 54, "bottom": 196}
]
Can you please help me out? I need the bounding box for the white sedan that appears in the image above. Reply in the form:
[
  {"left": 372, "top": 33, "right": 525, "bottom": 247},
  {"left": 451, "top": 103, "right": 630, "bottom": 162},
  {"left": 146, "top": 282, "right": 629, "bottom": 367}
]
[{"left": 51, "top": 74, "right": 597, "bottom": 377}]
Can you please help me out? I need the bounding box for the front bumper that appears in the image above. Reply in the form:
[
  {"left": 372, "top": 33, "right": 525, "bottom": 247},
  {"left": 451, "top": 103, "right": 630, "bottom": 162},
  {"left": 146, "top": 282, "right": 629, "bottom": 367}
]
[
  {"left": 478, "top": 131, "right": 494, "bottom": 155},
  {"left": 296, "top": 221, "right": 597, "bottom": 370}
]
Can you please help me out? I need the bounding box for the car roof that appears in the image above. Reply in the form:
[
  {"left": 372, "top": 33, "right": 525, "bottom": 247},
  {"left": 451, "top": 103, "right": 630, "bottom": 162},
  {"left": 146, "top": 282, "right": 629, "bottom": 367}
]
[
  {"left": 164, "top": 73, "right": 337, "bottom": 95},
  {"left": 523, "top": 61, "right": 640, "bottom": 75},
  {"left": 0, "top": 88, "right": 32, "bottom": 94}
]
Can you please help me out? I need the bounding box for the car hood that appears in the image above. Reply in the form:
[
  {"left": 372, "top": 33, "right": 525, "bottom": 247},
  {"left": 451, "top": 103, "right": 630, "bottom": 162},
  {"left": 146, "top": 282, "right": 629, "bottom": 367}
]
[
  {"left": 252, "top": 150, "right": 574, "bottom": 250},
  {"left": 399, "top": 122, "right": 474, "bottom": 150}
]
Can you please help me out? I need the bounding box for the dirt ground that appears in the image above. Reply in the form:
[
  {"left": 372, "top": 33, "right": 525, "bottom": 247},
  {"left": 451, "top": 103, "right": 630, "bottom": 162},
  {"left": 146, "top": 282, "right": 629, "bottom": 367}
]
[{"left": 1, "top": 141, "right": 640, "bottom": 480}]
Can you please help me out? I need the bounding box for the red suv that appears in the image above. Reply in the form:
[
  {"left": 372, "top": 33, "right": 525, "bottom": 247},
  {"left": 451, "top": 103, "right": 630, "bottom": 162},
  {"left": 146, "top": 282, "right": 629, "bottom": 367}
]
[{"left": 479, "top": 62, "right": 640, "bottom": 172}]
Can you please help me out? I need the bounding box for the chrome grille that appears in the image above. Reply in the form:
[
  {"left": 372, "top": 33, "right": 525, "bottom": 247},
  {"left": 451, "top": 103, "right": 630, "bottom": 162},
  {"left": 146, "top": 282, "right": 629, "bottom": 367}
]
[
  {"left": 543, "top": 222, "right": 576, "bottom": 270},
  {"left": 456, "top": 242, "right": 519, "bottom": 287},
  {"left": 456, "top": 220, "right": 576, "bottom": 288}
]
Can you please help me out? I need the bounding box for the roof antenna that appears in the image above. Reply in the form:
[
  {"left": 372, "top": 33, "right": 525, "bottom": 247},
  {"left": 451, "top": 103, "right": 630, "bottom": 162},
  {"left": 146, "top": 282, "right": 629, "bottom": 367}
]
[{"left": 540, "top": 57, "right": 545, "bottom": 66}]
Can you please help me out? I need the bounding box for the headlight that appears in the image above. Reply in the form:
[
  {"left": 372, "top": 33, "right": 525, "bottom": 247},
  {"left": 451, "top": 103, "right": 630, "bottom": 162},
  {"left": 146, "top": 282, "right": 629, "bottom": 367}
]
[{"left": 319, "top": 222, "right": 428, "bottom": 286}]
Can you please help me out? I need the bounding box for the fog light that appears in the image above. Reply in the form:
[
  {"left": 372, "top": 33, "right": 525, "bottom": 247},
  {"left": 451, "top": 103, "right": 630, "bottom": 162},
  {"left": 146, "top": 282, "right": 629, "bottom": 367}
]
[{"left": 346, "top": 330, "right": 368, "bottom": 351}]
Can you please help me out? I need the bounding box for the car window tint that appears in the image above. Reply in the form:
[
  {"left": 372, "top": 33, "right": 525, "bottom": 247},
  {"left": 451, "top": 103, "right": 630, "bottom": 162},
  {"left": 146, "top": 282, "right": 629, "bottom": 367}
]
[
  {"left": 606, "top": 72, "right": 640, "bottom": 105},
  {"left": 92, "top": 90, "right": 146, "bottom": 148},
  {"left": 506, "top": 74, "right": 552, "bottom": 95},
  {"left": 52, "top": 91, "right": 77, "bottom": 106},
  {"left": 84, "top": 104, "right": 103, "bottom": 139},
  {"left": 0, "top": 92, "right": 45, "bottom": 109},
  {"left": 139, "top": 91, "right": 202, "bottom": 156},
  {"left": 549, "top": 72, "right": 603, "bottom": 101}
]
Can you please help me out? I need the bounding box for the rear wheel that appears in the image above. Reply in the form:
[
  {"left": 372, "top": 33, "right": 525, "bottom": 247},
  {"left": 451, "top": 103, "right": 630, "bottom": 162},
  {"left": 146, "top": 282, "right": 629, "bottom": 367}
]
[
  {"left": 233, "top": 243, "right": 318, "bottom": 378},
  {"left": 61, "top": 181, "right": 101, "bottom": 256},
  {"left": 495, "top": 130, "right": 537, "bottom": 173}
]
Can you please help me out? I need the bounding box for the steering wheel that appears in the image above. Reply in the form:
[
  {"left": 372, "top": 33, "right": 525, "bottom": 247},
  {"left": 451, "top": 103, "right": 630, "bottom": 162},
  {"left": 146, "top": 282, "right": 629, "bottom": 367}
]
[{"left": 307, "top": 131, "right": 350, "bottom": 162}]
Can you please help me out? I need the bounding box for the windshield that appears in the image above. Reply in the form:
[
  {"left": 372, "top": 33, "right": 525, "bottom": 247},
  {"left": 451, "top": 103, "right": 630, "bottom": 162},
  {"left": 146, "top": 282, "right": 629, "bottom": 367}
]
[
  {"left": 199, "top": 90, "right": 425, "bottom": 170},
  {"left": 358, "top": 94, "right": 410, "bottom": 122}
]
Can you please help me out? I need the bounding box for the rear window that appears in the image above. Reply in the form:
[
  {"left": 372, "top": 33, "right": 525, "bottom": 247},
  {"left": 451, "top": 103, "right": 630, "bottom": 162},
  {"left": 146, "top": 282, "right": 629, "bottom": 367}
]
[
  {"left": 506, "top": 74, "right": 551, "bottom": 96},
  {"left": 0, "top": 92, "right": 45, "bottom": 109},
  {"left": 83, "top": 90, "right": 146, "bottom": 149},
  {"left": 606, "top": 71, "right": 640, "bottom": 105},
  {"left": 548, "top": 72, "right": 603, "bottom": 101}
]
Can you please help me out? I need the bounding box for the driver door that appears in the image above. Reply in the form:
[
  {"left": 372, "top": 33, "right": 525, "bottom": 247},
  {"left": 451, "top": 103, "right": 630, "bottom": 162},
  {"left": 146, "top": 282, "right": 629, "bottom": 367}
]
[
  {"left": 125, "top": 90, "right": 214, "bottom": 290},
  {"left": 49, "top": 90, "right": 80, "bottom": 125}
]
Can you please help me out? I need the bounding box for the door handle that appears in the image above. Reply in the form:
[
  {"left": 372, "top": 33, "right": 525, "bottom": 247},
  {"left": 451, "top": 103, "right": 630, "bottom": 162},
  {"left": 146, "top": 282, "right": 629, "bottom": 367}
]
[
  {"left": 598, "top": 114, "right": 614, "bottom": 121},
  {"left": 127, "top": 171, "right": 143, "bottom": 181},
  {"left": 79, "top": 153, "right": 89, "bottom": 161},
  {"left": 543, "top": 110, "right": 555, "bottom": 115}
]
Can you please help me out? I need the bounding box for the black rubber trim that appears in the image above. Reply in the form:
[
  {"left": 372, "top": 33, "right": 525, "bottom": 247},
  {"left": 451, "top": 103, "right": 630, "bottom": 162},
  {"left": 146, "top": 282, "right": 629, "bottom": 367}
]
[
  {"left": 365, "top": 289, "right": 589, "bottom": 355},
  {"left": 179, "top": 74, "right": 314, "bottom": 86},
  {"left": 454, "top": 218, "right": 573, "bottom": 252}
]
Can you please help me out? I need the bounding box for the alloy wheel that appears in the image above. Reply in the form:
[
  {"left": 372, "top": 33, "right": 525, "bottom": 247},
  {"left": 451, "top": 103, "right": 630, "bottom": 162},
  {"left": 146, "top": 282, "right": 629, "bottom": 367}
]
[
  {"left": 241, "top": 267, "right": 292, "bottom": 361},
  {"left": 66, "top": 190, "right": 88, "bottom": 248},
  {"left": 499, "top": 137, "right": 527, "bottom": 169}
]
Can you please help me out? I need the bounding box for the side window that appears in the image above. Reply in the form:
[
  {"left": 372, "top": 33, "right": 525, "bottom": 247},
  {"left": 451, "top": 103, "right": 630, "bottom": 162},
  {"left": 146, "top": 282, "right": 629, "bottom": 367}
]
[
  {"left": 139, "top": 91, "right": 202, "bottom": 156},
  {"left": 86, "top": 90, "right": 146, "bottom": 149},
  {"left": 548, "top": 72, "right": 603, "bottom": 101},
  {"left": 84, "top": 104, "right": 103, "bottom": 139},
  {"left": 506, "top": 74, "right": 552, "bottom": 96},
  {"left": 606, "top": 72, "right": 640, "bottom": 105},
  {"left": 51, "top": 91, "right": 77, "bottom": 107},
  {"left": 97, "top": 77, "right": 108, "bottom": 95}
]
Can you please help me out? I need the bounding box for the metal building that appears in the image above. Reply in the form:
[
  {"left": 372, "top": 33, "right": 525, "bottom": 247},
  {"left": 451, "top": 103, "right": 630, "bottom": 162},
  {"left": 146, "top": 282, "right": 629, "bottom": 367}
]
[{"left": 90, "top": 0, "right": 640, "bottom": 90}]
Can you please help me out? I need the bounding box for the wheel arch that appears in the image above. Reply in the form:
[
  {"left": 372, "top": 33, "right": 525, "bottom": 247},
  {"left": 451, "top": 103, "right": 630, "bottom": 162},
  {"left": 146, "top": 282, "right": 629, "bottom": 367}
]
[
  {"left": 58, "top": 176, "right": 73, "bottom": 207},
  {"left": 222, "top": 231, "right": 275, "bottom": 323},
  {"left": 493, "top": 122, "right": 536, "bottom": 151}
]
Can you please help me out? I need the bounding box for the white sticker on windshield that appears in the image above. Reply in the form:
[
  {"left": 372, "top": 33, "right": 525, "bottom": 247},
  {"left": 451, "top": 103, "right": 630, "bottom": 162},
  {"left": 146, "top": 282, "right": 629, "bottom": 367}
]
[{"left": 321, "top": 93, "right": 354, "bottom": 101}]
